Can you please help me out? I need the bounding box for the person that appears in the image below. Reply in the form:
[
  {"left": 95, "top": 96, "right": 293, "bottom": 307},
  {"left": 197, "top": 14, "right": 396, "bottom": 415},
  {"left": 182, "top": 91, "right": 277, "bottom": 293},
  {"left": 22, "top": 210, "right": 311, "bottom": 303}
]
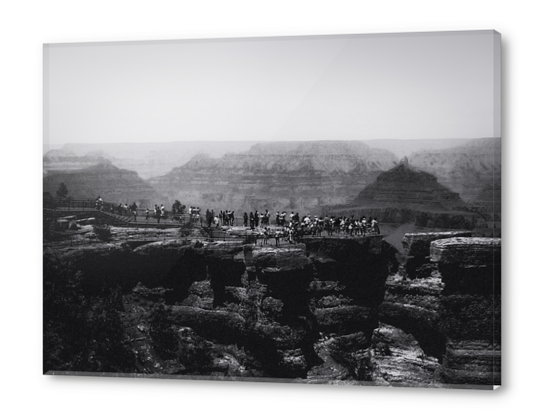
[
  {"left": 131, "top": 202, "right": 138, "bottom": 221},
  {"left": 249, "top": 212, "right": 255, "bottom": 229},
  {"left": 263, "top": 227, "right": 269, "bottom": 245},
  {"left": 288, "top": 227, "right": 294, "bottom": 244},
  {"left": 361, "top": 215, "right": 367, "bottom": 236},
  {"left": 372, "top": 217, "right": 380, "bottom": 234},
  {"left": 243, "top": 212, "right": 248, "bottom": 227},
  {"left": 274, "top": 229, "right": 281, "bottom": 247},
  {"left": 145, "top": 208, "right": 150, "bottom": 221},
  {"left": 156, "top": 205, "right": 162, "bottom": 224}
]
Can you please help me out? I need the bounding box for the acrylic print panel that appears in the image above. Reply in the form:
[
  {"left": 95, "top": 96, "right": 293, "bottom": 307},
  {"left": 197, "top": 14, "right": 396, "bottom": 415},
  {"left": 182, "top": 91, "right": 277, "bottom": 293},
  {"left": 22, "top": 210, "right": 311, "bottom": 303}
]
[{"left": 43, "top": 30, "right": 501, "bottom": 389}]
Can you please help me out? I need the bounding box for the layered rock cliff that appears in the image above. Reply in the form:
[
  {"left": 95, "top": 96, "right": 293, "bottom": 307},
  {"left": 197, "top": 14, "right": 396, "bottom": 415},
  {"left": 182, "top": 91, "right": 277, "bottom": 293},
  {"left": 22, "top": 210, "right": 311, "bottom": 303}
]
[
  {"left": 352, "top": 157, "right": 466, "bottom": 210},
  {"left": 431, "top": 237, "right": 501, "bottom": 386},
  {"left": 43, "top": 161, "right": 168, "bottom": 207},
  {"left": 44, "top": 141, "right": 260, "bottom": 179},
  {"left": 43, "top": 150, "right": 107, "bottom": 174},
  {"left": 44, "top": 233, "right": 390, "bottom": 381},
  {"left": 149, "top": 141, "right": 398, "bottom": 215},
  {"left": 379, "top": 234, "right": 500, "bottom": 387},
  {"left": 402, "top": 231, "right": 472, "bottom": 279},
  {"left": 44, "top": 222, "right": 500, "bottom": 387},
  {"left": 408, "top": 138, "right": 501, "bottom": 213},
  {"left": 326, "top": 158, "right": 476, "bottom": 228}
]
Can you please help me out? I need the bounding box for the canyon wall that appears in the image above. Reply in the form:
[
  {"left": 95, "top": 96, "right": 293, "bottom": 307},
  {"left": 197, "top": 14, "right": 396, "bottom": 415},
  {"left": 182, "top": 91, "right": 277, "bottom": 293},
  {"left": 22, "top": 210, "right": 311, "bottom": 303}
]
[
  {"left": 43, "top": 161, "right": 169, "bottom": 207},
  {"left": 44, "top": 141, "right": 261, "bottom": 179},
  {"left": 44, "top": 235, "right": 389, "bottom": 380},
  {"left": 148, "top": 141, "right": 398, "bottom": 215},
  {"left": 380, "top": 234, "right": 500, "bottom": 387},
  {"left": 44, "top": 226, "right": 500, "bottom": 387},
  {"left": 408, "top": 138, "right": 501, "bottom": 212}
]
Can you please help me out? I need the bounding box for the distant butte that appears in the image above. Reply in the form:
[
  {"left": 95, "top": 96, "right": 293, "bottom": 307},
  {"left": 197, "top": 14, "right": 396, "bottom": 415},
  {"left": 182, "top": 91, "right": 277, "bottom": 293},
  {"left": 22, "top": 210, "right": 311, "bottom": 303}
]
[{"left": 351, "top": 158, "right": 466, "bottom": 211}]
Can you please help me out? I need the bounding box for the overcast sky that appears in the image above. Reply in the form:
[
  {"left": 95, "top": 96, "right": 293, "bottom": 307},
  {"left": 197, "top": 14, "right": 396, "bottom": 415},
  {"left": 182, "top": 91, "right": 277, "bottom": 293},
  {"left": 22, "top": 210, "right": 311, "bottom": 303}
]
[{"left": 44, "top": 30, "right": 500, "bottom": 146}]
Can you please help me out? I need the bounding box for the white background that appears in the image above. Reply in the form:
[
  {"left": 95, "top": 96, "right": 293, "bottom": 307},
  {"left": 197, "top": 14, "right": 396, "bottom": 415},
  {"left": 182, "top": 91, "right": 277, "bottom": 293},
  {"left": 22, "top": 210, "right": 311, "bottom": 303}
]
[{"left": 0, "top": 1, "right": 538, "bottom": 419}]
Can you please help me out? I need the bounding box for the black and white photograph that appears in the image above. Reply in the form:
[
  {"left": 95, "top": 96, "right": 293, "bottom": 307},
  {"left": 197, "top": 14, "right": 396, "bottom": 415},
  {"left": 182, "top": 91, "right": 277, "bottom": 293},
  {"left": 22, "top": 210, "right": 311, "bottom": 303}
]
[{"left": 42, "top": 30, "right": 501, "bottom": 389}]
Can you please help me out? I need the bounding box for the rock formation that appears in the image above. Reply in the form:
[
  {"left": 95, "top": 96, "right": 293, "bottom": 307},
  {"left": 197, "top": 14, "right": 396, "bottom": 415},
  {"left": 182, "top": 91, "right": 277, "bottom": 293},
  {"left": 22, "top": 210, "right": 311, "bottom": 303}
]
[
  {"left": 402, "top": 231, "right": 472, "bottom": 279},
  {"left": 43, "top": 161, "right": 168, "bottom": 207},
  {"left": 431, "top": 237, "right": 501, "bottom": 386},
  {"left": 44, "top": 232, "right": 390, "bottom": 381},
  {"left": 352, "top": 157, "right": 466, "bottom": 210},
  {"left": 44, "top": 141, "right": 261, "bottom": 179},
  {"left": 408, "top": 138, "right": 501, "bottom": 213},
  {"left": 326, "top": 158, "right": 477, "bottom": 228},
  {"left": 43, "top": 150, "right": 107, "bottom": 174},
  {"left": 379, "top": 235, "right": 500, "bottom": 387},
  {"left": 148, "top": 141, "right": 398, "bottom": 215},
  {"left": 43, "top": 222, "right": 500, "bottom": 388}
]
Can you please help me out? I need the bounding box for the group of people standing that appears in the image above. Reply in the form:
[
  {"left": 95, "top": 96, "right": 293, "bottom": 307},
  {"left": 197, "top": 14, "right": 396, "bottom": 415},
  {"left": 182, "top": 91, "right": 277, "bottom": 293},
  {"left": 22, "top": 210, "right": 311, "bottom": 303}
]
[
  {"left": 205, "top": 209, "right": 236, "bottom": 228},
  {"left": 239, "top": 210, "right": 380, "bottom": 247},
  {"left": 243, "top": 210, "right": 271, "bottom": 229},
  {"left": 269, "top": 213, "right": 380, "bottom": 243},
  {"left": 144, "top": 204, "right": 165, "bottom": 223},
  {"left": 95, "top": 196, "right": 380, "bottom": 238}
]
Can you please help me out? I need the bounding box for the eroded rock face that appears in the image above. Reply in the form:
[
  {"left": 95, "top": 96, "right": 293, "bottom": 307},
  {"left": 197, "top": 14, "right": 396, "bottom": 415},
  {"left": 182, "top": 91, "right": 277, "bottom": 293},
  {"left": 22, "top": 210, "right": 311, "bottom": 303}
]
[
  {"left": 431, "top": 237, "right": 501, "bottom": 295},
  {"left": 431, "top": 237, "right": 501, "bottom": 386},
  {"left": 43, "top": 161, "right": 168, "bottom": 207},
  {"left": 379, "top": 274, "right": 446, "bottom": 361},
  {"left": 352, "top": 158, "right": 466, "bottom": 210},
  {"left": 44, "top": 228, "right": 500, "bottom": 387},
  {"left": 149, "top": 141, "right": 398, "bottom": 215},
  {"left": 44, "top": 233, "right": 392, "bottom": 381},
  {"left": 302, "top": 236, "right": 388, "bottom": 306},
  {"left": 203, "top": 243, "right": 246, "bottom": 307},
  {"left": 378, "top": 235, "right": 501, "bottom": 387},
  {"left": 371, "top": 324, "right": 441, "bottom": 386},
  {"left": 402, "top": 231, "right": 472, "bottom": 279},
  {"left": 409, "top": 138, "right": 501, "bottom": 208}
]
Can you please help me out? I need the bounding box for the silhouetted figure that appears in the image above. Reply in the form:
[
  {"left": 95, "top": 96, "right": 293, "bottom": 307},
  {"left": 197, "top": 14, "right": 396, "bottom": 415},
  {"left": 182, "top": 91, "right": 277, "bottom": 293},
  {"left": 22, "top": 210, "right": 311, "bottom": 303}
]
[{"left": 372, "top": 218, "right": 380, "bottom": 234}]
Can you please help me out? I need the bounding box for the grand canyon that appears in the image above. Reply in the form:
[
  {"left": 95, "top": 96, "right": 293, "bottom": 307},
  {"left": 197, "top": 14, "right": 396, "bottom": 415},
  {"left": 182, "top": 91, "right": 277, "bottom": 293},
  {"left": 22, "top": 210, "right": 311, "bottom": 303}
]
[{"left": 43, "top": 137, "right": 501, "bottom": 388}]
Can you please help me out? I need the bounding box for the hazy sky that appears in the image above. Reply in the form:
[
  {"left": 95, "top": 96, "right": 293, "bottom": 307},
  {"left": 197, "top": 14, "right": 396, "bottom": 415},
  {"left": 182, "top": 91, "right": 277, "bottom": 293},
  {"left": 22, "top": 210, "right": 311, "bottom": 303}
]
[{"left": 44, "top": 31, "right": 500, "bottom": 145}]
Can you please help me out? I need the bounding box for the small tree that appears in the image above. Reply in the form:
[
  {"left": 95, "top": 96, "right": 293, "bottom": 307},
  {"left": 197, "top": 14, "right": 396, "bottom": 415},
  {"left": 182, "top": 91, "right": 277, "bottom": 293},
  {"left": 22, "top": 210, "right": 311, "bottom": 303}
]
[
  {"left": 56, "top": 183, "right": 68, "bottom": 199},
  {"left": 172, "top": 200, "right": 186, "bottom": 215}
]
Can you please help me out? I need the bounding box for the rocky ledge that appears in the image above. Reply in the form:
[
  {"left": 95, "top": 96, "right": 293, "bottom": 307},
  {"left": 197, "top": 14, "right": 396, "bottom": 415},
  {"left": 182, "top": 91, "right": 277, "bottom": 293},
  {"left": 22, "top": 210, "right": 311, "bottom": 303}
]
[
  {"left": 431, "top": 237, "right": 501, "bottom": 386},
  {"left": 43, "top": 228, "right": 500, "bottom": 387},
  {"left": 379, "top": 236, "right": 500, "bottom": 387},
  {"left": 402, "top": 231, "right": 472, "bottom": 279},
  {"left": 44, "top": 233, "right": 389, "bottom": 381}
]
